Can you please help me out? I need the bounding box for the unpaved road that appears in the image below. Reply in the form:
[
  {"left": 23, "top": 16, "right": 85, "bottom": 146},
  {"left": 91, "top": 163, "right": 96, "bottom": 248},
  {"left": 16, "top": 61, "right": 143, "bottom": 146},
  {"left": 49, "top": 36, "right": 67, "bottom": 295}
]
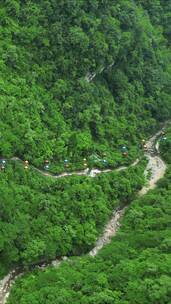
[
  {"left": 11, "top": 157, "right": 139, "bottom": 179},
  {"left": 0, "top": 128, "right": 167, "bottom": 304}
]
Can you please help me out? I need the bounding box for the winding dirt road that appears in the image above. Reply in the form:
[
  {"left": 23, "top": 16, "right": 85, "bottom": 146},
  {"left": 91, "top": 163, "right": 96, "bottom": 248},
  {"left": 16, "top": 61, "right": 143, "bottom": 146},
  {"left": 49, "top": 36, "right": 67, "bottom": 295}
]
[
  {"left": 0, "top": 128, "right": 167, "bottom": 304},
  {"left": 11, "top": 157, "right": 139, "bottom": 179}
]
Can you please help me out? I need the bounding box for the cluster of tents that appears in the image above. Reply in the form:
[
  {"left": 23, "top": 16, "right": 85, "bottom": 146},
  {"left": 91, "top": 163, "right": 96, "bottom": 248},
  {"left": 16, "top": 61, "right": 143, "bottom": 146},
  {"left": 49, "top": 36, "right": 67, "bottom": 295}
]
[
  {"left": 0, "top": 131, "right": 167, "bottom": 172},
  {"left": 23, "top": 159, "right": 50, "bottom": 171},
  {"left": 0, "top": 145, "right": 134, "bottom": 172}
]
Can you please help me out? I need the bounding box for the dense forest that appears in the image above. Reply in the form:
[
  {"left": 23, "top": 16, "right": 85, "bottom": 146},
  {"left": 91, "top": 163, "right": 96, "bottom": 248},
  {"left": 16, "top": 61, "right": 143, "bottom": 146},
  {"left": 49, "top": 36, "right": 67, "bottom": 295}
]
[
  {"left": 0, "top": 160, "right": 145, "bottom": 276},
  {"left": 1, "top": 0, "right": 171, "bottom": 303},
  {"left": 7, "top": 121, "right": 171, "bottom": 304},
  {"left": 0, "top": 0, "right": 171, "bottom": 171},
  {"left": 160, "top": 125, "right": 171, "bottom": 163},
  {"left": 7, "top": 129, "right": 171, "bottom": 304}
]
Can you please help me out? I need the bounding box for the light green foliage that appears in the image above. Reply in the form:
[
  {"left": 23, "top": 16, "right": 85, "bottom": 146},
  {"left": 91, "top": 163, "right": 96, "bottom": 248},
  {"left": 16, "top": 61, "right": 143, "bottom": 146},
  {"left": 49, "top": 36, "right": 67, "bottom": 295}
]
[
  {"left": 0, "top": 161, "right": 145, "bottom": 276},
  {"left": 1, "top": 0, "right": 171, "bottom": 303},
  {"left": 0, "top": 0, "right": 171, "bottom": 168},
  {"left": 160, "top": 126, "right": 171, "bottom": 163},
  {"left": 8, "top": 163, "right": 171, "bottom": 304}
]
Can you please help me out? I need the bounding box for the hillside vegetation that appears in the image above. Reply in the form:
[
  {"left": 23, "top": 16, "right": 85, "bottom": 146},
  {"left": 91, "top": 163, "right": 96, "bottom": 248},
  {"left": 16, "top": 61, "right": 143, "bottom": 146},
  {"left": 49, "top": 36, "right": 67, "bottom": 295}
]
[
  {"left": 7, "top": 113, "right": 171, "bottom": 304},
  {"left": 7, "top": 132, "right": 171, "bottom": 304},
  {"left": 1, "top": 0, "right": 171, "bottom": 303},
  {"left": 0, "top": 0, "right": 171, "bottom": 169},
  {"left": 0, "top": 161, "right": 145, "bottom": 276}
]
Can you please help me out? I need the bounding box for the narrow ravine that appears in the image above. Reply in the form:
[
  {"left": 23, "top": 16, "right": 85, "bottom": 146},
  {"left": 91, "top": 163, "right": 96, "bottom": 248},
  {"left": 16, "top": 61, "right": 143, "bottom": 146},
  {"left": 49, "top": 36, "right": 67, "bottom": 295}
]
[
  {"left": 89, "top": 129, "right": 167, "bottom": 257},
  {"left": 0, "top": 127, "right": 167, "bottom": 304},
  {"left": 89, "top": 207, "right": 127, "bottom": 256}
]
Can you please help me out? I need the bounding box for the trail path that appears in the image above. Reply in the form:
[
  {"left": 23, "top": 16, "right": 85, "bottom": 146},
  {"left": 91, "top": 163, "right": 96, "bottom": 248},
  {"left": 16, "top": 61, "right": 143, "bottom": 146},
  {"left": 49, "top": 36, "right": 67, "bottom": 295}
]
[
  {"left": 0, "top": 127, "right": 167, "bottom": 304},
  {"left": 11, "top": 157, "right": 139, "bottom": 179}
]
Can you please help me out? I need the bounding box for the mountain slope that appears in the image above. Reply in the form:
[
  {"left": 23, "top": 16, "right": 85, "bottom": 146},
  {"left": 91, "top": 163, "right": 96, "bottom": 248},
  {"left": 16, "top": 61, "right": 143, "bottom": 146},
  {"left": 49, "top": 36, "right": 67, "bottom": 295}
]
[{"left": 0, "top": 0, "right": 171, "bottom": 168}]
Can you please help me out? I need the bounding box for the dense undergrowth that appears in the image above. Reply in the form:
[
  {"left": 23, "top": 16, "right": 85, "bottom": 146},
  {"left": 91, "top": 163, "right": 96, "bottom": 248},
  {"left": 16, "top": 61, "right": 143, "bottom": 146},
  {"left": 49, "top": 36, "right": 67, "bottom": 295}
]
[
  {"left": 160, "top": 125, "right": 171, "bottom": 163},
  {"left": 1, "top": 0, "right": 171, "bottom": 303},
  {"left": 7, "top": 120, "right": 171, "bottom": 304},
  {"left": 0, "top": 160, "right": 145, "bottom": 277},
  {"left": 0, "top": 0, "right": 171, "bottom": 170}
]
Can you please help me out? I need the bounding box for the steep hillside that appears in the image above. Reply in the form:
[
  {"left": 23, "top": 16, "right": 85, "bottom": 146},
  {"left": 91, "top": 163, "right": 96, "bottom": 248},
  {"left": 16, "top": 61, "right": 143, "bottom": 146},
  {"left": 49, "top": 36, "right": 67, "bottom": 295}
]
[
  {"left": 0, "top": 1, "right": 171, "bottom": 303},
  {"left": 0, "top": 0, "right": 171, "bottom": 169},
  {"left": 7, "top": 135, "right": 171, "bottom": 304},
  {"left": 0, "top": 160, "right": 145, "bottom": 277}
]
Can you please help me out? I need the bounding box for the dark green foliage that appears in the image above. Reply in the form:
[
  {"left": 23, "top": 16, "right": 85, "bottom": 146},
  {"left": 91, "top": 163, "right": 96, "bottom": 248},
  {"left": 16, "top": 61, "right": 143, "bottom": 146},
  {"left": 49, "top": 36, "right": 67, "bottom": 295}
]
[
  {"left": 0, "top": 161, "right": 145, "bottom": 276},
  {"left": 8, "top": 166, "right": 171, "bottom": 304},
  {"left": 1, "top": 0, "right": 171, "bottom": 303},
  {"left": 0, "top": 0, "right": 171, "bottom": 168},
  {"left": 160, "top": 126, "right": 171, "bottom": 163}
]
